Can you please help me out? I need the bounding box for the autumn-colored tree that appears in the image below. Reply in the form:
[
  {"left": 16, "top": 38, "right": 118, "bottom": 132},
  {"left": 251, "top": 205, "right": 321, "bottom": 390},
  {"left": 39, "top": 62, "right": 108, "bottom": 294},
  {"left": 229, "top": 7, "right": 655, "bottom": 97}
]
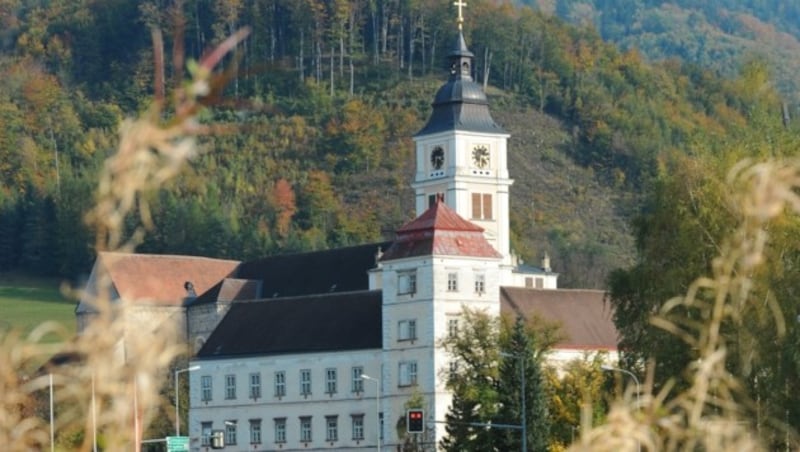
[{"left": 272, "top": 178, "right": 297, "bottom": 238}]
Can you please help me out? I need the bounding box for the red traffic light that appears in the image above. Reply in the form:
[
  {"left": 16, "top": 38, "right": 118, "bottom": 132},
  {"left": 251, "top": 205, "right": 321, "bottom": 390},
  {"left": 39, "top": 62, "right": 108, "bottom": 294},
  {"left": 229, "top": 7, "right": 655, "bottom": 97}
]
[{"left": 407, "top": 409, "right": 424, "bottom": 433}]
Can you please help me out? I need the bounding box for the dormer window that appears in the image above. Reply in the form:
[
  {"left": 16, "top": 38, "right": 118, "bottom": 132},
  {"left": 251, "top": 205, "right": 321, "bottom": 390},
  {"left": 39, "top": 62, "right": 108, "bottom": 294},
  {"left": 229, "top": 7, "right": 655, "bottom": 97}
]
[{"left": 398, "top": 270, "right": 417, "bottom": 295}]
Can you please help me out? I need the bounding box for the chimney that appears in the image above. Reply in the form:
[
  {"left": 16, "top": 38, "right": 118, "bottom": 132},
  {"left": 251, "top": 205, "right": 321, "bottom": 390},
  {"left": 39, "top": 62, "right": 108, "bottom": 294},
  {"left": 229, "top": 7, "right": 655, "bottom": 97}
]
[
  {"left": 542, "top": 252, "right": 551, "bottom": 273},
  {"left": 184, "top": 281, "right": 197, "bottom": 298}
]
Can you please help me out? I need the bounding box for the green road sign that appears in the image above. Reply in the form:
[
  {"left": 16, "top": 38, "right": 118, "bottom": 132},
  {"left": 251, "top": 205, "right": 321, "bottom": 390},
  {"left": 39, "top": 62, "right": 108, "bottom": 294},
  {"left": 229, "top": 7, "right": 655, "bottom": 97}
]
[{"left": 166, "top": 436, "right": 190, "bottom": 452}]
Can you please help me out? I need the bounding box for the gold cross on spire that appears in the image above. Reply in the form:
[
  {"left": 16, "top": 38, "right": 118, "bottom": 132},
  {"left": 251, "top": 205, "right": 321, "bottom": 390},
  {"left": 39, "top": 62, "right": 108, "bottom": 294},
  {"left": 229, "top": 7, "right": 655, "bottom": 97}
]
[{"left": 454, "top": 0, "right": 467, "bottom": 31}]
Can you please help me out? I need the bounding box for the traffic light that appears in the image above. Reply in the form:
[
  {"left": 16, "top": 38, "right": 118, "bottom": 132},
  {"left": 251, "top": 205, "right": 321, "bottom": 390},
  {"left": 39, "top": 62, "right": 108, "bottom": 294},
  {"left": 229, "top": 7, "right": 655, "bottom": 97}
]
[{"left": 407, "top": 409, "right": 424, "bottom": 433}]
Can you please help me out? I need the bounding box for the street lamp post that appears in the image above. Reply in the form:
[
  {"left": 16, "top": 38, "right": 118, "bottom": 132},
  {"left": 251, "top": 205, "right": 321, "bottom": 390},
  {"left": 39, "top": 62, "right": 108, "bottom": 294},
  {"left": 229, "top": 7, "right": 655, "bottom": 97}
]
[
  {"left": 361, "top": 373, "right": 381, "bottom": 452},
  {"left": 500, "top": 351, "right": 527, "bottom": 452},
  {"left": 601, "top": 365, "right": 641, "bottom": 452},
  {"left": 175, "top": 365, "right": 201, "bottom": 436}
]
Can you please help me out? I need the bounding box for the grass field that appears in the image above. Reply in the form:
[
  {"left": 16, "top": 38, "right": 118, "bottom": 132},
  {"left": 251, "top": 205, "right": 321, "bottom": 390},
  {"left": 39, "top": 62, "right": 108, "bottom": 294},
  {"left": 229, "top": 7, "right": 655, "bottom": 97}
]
[{"left": 0, "top": 273, "right": 77, "bottom": 338}]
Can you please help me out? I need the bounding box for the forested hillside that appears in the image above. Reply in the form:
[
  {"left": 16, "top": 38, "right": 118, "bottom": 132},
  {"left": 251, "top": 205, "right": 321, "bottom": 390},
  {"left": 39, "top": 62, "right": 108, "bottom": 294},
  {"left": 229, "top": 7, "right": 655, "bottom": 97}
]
[
  {"left": 0, "top": 0, "right": 792, "bottom": 289},
  {"left": 534, "top": 0, "right": 800, "bottom": 104}
]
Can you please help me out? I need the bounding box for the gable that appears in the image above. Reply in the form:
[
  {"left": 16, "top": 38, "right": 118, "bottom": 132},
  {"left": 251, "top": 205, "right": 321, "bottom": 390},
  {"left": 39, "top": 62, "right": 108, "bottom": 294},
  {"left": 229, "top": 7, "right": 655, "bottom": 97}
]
[{"left": 80, "top": 252, "right": 239, "bottom": 311}]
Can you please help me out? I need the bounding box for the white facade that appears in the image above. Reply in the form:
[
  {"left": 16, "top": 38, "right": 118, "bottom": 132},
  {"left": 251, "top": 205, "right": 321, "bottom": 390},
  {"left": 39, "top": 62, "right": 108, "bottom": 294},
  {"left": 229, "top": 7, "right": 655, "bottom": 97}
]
[
  {"left": 379, "top": 253, "right": 502, "bottom": 448},
  {"left": 412, "top": 130, "right": 513, "bottom": 268},
  {"left": 189, "top": 350, "right": 382, "bottom": 451}
]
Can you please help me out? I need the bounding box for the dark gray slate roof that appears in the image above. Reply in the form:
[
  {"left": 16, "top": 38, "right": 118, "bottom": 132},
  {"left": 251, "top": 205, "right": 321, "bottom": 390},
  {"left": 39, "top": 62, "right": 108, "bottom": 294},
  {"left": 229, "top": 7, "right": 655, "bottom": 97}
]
[
  {"left": 189, "top": 242, "right": 391, "bottom": 306},
  {"left": 196, "top": 290, "right": 383, "bottom": 359},
  {"left": 416, "top": 32, "right": 506, "bottom": 136}
]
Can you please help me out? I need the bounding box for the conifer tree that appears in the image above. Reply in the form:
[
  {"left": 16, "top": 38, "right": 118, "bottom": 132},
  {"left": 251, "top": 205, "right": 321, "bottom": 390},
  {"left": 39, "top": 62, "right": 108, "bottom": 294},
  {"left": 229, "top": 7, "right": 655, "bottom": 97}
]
[{"left": 495, "top": 316, "right": 550, "bottom": 452}]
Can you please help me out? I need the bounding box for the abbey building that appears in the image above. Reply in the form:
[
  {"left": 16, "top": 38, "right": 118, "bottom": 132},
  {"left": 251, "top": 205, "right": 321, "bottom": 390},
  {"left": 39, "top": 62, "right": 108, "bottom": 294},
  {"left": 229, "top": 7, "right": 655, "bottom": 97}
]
[{"left": 77, "top": 18, "right": 616, "bottom": 452}]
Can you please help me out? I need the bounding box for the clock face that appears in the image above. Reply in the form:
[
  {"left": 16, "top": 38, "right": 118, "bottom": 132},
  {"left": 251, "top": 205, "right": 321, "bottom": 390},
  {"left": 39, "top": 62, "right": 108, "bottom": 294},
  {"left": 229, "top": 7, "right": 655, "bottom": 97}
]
[
  {"left": 472, "top": 145, "right": 490, "bottom": 169},
  {"left": 431, "top": 147, "right": 445, "bottom": 170}
]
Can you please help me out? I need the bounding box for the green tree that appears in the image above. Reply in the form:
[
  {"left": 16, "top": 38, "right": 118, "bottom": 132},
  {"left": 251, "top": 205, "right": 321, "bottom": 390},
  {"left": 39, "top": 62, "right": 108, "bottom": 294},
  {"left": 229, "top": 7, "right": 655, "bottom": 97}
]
[
  {"left": 495, "top": 316, "right": 550, "bottom": 452},
  {"left": 439, "top": 308, "right": 501, "bottom": 452},
  {"left": 440, "top": 309, "right": 554, "bottom": 451}
]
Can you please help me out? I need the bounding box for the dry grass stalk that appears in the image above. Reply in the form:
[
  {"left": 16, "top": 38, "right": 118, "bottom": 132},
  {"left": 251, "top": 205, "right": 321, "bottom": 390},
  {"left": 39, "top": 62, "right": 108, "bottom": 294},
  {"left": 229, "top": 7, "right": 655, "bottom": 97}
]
[
  {"left": 572, "top": 159, "right": 800, "bottom": 451},
  {"left": 0, "top": 28, "right": 249, "bottom": 451}
]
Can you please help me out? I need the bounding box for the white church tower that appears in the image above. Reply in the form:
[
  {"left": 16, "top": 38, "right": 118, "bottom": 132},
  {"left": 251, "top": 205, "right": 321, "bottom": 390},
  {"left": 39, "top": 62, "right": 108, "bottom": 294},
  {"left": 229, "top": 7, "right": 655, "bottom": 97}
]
[
  {"left": 411, "top": 28, "right": 513, "bottom": 270},
  {"left": 412, "top": 7, "right": 557, "bottom": 289}
]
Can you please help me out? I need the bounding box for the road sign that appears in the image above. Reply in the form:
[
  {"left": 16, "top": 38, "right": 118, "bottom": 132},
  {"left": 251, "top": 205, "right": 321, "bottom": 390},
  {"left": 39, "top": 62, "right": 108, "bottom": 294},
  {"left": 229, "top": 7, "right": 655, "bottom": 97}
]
[{"left": 166, "top": 436, "right": 190, "bottom": 452}]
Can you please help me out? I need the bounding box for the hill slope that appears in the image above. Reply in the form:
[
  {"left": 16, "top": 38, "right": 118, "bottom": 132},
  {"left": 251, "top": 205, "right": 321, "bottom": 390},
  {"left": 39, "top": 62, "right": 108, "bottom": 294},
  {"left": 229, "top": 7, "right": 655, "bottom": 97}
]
[
  {"left": 536, "top": 0, "right": 800, "bottom": 104},
  {"left": 497, "top": 104, "right": 635, "bottom": 288}
]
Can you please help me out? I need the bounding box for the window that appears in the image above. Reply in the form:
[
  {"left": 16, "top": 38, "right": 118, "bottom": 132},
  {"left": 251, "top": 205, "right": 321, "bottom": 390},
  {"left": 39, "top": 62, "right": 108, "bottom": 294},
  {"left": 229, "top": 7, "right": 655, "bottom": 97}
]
[
  {"left": 300, "top": 369, "right": 312, "bottom": 396},
  {"left": 427, "top": 192, "right": 444, "bottom": 207},
  {"left": 274, "top": 371, "right": 286, "bottom": 397},
  {"left": 225, "top": 421, "right": 237, "bottom": 446},
  {"left": 352, "top": 415, "right": 364, "bottom": 440},
  {"left": 326, "top": 416, "right": 338, "bottom": 442},
  {"left": 249, "top": 373, "right": 261, "bottom": 399},
  {"left": 471, "top": 193, "right": 493, "bottom": 220},
  {"left": 274, "top": 418, "right": 286, "bottom": 443},
  {"left": 449, "top": 361, "right": 459, "bottom": 379},
  {"left": 325, "top": 368, "right": 337, "bottom": 395},
  {"left": 447, "top": 272, "right": 458, "bottom": 291},
  {"left": 399, "top": 361, "right": 418, "bottom": 387},
  {"left": 351, "top": 367, "right": 364, "bottom": 393},
  {"left": 474, "top": 273, "right": 486, "bottom": 294},
  {"left": 201, "top": 375, "right": 212, "bottom": 402},
  {"left": 201, "top": 422, "right": 212, "bottom": 446},
  {"left": 525, "top": 277, "right": 533, "bottom": 288},
  {"left": 536, "top": 277, "right": 544, "bottom": 289},
  {"left": 397, "top": 270, "right": 417, "bottom": 295},
  {"left": 398, "top": 319, "right": 417, "bottom": 342},
  {"left": 249, "top": 419, "right": 262, "bottom": 444},
  {"left": 225, "top": 374, "right": 236, "bottom": 400},
  {"left": 300, "top": 416, "right": 312, "bottom": 442},
  {"left": 448, "top": 317, "right": 459, "bottom": 337},
  {"left": 379, "top": 412, "right": 384, "bottom": 440}
]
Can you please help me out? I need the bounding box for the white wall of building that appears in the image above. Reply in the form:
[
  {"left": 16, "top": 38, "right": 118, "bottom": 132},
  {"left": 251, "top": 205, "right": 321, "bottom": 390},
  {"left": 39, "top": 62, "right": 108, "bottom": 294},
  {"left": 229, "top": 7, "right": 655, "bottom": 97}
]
[{"left": 189, "top": 349, "right": 384, "bottom": 451}]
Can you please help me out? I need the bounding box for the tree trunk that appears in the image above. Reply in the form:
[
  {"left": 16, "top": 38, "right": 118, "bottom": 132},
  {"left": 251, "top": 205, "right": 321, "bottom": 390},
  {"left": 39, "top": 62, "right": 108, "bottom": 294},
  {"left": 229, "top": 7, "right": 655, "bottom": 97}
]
[
  {"left": 408, "top": 13, "right": 418, "bottom": 79},
  {"left": 482, "top": 46, "right": 491, "bottom": 91},
  {"left": 381, "top": 0, "right": 388, "bottom": 55},
  {"left": 398, "top": 6, "right": 404, "bottom": 70},
  {"left": 349, "top": 7, "right": 355, "bottom": 97},
  {"left": 419, "top": 13, "right": 425, "bottom": 74},
  {"left": 430, "top": 30, "right": 438, "bottom": 73},
  {"left": 48, "top": 122, "right": 59, "bottom": 196},
  {"left": 339, "top": 35, "right": 345, "bottom": 79},
  {"left": 371, "top": 2, "right": 379, "bottom": 64},
  {"left": 316, "top": 40, "right": 322, "bottom": 83},
  {"left": 330, "top": 44, "right": 335, "bottom": 96},
  {"left": 299, "top": 28, "right": 305, "bottom": 82}
]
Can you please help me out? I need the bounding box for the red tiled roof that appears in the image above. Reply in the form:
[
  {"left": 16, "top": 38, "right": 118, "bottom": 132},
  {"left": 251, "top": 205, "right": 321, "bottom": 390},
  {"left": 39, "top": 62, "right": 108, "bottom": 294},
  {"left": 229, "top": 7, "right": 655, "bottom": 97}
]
[
  {"left": 99, "top": 252, "right": 240, "bottom": 305},
  {"left": 501, "top": 287, "right": 618, "bottom": 351},
  {"left": 397, "top": 201, "right": 484, "bottom": 233},
  {"left": 381, "top": 202, "right": 501, "bottom": 261}
]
